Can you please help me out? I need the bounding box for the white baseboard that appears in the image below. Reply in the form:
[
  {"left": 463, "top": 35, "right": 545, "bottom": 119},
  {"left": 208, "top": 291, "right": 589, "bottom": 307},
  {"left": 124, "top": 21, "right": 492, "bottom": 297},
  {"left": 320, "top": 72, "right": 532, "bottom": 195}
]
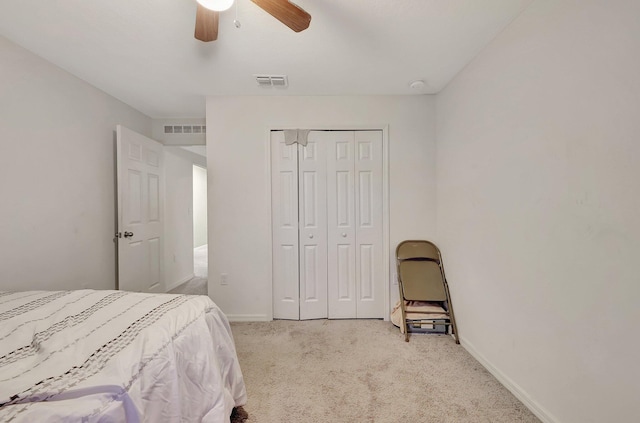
[
  {"left": 460, "top": 336, "right": 559, "bottom": 423},
  {"left": 165, "top": 274, "right": 195, "bottom": 293},
  {"left": 226, "top": 314, "right": 271, "bottom": 322}
]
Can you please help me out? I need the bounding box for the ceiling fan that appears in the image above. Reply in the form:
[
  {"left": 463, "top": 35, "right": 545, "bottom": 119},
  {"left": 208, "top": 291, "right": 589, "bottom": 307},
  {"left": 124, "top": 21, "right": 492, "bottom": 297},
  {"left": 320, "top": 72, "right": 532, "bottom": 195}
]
[{"left": 194, "top": 0, "right": 311, "bottom": 42}]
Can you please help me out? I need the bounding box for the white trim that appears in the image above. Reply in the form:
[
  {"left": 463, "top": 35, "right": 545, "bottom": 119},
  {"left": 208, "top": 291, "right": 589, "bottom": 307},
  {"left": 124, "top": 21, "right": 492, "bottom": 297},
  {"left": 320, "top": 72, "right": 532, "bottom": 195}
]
[
  {"left": 381, "top": 125, "right": 390, "bottom": 321},
  {"left": 164, "top": 273, "right": 195, "bottom": 292},
  {"left": 460, "top": 336, "right": 559, "bottom": 423},
  {"left": 265, "top": 128, "right": 274, "bottom": 321},
  {"left": 266, "top": 124, "right": 390, "bottom": 321},
  {"left": 226, "top": 314, "right": 271, "bottom": 322}
]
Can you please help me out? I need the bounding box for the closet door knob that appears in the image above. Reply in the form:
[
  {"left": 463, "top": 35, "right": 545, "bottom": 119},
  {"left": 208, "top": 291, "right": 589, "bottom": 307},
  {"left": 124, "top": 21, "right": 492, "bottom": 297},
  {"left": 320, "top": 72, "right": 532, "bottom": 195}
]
[
  {"left": 341, "top": 233, "right": 347, "bottom": 238},
  {"left": 308, "top": 234, "right": 314, "bottom": 239}
]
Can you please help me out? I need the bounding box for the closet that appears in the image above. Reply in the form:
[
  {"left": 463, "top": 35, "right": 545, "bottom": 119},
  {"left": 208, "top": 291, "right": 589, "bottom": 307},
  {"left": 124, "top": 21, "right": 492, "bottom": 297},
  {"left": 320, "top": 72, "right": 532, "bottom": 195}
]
[{"left": 271, "top": 130, "right": 384, "bottom": 320}]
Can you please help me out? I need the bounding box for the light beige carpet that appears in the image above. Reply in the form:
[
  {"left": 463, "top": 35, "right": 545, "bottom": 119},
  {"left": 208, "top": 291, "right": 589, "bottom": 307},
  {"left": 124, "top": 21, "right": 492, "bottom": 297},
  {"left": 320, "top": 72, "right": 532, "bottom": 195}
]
[{"left": 231, "top": 320, "right": 540, "bottom": 423}]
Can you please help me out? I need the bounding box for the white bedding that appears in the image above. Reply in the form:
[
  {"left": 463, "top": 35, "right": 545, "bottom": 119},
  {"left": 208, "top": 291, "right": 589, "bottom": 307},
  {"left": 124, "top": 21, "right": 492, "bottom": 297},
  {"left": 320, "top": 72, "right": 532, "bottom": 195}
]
[{"left": 0, "top": 290, "right": 246, "bottom": 422}]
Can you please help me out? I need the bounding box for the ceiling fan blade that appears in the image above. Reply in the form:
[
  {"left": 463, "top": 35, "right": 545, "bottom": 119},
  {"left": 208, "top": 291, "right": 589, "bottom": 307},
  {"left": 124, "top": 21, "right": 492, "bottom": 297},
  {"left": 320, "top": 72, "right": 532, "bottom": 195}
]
[
  {"left": 251, "top": 0, "right": 311, "bottom": 33},
  {"left": 195, "top": 4, "right": 219, "bottom": 42}
]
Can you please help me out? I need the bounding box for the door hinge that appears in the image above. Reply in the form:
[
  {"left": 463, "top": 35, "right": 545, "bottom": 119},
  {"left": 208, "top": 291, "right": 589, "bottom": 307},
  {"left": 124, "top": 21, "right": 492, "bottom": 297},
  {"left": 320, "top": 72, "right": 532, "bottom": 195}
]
[{"left": 115, "top": 232, "right": 122, "bottom": 239}]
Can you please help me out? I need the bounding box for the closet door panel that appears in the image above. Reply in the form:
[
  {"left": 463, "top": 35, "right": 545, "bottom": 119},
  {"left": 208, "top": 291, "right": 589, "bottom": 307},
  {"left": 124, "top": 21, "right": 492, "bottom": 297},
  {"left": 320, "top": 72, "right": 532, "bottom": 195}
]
[
  {"left": 326, "top": 131, "right": 357, "bottom": 318},
  {"left": 298, "top": 134, "right": 328, "bottom": 319},
  {"left": 354, "top": 131, "right": 384, "bottom": 318},
  {"left": 271, "top": 131, "right": 300, "bottom": 319}
]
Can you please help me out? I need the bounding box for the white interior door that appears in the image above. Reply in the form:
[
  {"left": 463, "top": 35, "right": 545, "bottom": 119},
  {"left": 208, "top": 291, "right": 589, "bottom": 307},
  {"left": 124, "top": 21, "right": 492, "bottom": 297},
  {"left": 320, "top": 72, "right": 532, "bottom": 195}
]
[
  {"left": 298, "top": 133, "right": 328, "bottom": 319},
  {"left": 116, "top": 125, "right": 164, "bottom": 293},
  {"left": 271, "top": 131, "right": 300, "bottom": 319}
]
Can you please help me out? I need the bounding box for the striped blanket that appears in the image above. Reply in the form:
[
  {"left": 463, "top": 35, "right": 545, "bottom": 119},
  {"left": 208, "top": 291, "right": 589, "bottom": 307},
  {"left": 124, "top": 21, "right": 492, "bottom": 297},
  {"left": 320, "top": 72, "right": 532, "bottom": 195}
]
[{"left": 0, "top": 290, "right": 246, "bottom": 422}]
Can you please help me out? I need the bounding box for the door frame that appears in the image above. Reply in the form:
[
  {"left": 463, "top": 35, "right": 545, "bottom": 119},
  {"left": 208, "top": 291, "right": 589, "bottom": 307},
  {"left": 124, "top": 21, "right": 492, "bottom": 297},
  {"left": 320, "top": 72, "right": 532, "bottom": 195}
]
[{"left": 266, "top": 124, "right": 390, "bottom": 321}]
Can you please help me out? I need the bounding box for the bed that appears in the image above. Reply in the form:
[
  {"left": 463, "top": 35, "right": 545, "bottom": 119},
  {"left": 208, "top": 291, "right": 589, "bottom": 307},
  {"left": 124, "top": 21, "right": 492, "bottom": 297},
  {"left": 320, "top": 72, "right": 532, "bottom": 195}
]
[{"left": 0, "top": 290, "right": 247, "bottom": 422}]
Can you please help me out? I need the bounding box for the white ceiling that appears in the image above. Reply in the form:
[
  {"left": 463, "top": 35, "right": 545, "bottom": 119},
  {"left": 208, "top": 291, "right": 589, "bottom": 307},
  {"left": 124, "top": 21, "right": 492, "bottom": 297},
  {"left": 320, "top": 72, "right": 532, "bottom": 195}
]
[{"left": 0, "top": 0, "right": 532, "bottom": 118}]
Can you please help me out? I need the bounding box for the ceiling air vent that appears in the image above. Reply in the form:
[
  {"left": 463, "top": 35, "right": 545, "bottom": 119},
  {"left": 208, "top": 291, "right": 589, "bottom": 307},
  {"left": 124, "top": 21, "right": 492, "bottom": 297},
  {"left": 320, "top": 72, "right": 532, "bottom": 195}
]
[
  {"left": 254, "top": 75, "right": 288, "bottom": 88},
  {"left": 164, "top": 125, "right": 206, "bottom": 134}
]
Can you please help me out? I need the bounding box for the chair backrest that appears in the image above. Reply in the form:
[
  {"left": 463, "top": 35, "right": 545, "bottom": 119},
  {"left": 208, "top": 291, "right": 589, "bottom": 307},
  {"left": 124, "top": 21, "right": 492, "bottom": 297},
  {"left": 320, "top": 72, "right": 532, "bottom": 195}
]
[
  {"left": 396, "top": 240, "right": 447, "bottom": 301},
  {"left": 396, "top": 240, "right": 440, "bottom": 262}
]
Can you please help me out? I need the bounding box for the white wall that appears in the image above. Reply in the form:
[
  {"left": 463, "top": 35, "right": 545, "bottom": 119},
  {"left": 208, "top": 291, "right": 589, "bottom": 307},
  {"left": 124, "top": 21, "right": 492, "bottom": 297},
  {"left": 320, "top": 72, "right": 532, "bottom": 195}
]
[
  {"left": 163, "top": 149, "right": 196, "bottom": 291},
  {"left": 193, "top": 165, "right": 208, "bottom": 248},
  {"left": 206, "top": 96, "right": 436, "bottom": 319},
  {"left": 0, "top": 36, "right": 151, "bottom": 291},
  {"left": 436, "top": 1, "right": 640, "bottom": 422}
]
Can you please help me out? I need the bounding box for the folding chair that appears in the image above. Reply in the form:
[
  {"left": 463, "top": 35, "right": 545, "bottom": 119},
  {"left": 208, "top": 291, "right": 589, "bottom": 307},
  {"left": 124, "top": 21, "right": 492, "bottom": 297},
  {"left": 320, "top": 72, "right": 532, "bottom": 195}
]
[{"left": 394, "top": 240, "right": 459, "bottom": 343}]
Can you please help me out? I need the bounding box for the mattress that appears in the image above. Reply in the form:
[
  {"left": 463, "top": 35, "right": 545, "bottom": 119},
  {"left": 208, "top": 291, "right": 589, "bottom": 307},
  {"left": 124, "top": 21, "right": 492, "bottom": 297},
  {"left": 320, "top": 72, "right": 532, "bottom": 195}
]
[{"left": 0, "top": 290, "right": 246, "bottom": 422}]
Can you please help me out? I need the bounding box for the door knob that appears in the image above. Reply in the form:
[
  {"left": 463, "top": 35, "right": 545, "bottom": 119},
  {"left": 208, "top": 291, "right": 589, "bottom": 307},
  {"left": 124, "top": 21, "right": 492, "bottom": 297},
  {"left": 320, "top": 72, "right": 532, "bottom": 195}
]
[
  {"left": 341, "top": 233, "right": 347, "bottom": 237},
  {"left": 124, "top": 231, "right": 134, "bottom": 238},
  {"left": 308, "top": 234, "right": 314, "bottom": 239}
]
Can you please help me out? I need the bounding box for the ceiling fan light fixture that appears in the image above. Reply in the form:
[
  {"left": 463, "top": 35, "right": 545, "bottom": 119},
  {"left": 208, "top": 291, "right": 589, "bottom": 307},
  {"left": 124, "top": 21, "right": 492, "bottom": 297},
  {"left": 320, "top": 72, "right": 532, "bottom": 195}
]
[{"left": 197, "top": 0, "right": 234, "bottom": 12}]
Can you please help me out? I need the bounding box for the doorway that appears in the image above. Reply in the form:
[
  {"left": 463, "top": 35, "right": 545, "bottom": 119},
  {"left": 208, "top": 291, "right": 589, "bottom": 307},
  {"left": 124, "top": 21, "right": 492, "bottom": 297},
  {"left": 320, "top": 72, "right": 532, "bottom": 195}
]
[
  {"left": 115, "top": 124, "right": 208, "bottom": 294},
  {"left": 163, "top": 145, "right": 207, "bottom": 294}
]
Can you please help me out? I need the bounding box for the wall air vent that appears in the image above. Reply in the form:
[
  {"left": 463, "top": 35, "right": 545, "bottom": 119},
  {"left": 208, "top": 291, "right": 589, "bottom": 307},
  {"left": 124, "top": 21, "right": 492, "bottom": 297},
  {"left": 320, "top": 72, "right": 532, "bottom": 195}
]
[
  {"left": 254, "top": 74, "right": 288, "bottom": 88},
  {"left": 164, "top": 125, "right": 206, "bottom": 134}
]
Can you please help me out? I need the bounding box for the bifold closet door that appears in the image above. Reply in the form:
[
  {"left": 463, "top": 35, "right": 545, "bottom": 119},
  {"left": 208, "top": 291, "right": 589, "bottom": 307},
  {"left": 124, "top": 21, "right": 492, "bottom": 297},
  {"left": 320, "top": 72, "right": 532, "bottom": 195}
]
[
  {"left": 325, "top": 131, "right": 383, "bottom": 318},
  {"left": 272, "top": 130, "right": 383, "bottom": 320},
  {"left": 272, "top": 132, "right": 329, "bottom": 320}
]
